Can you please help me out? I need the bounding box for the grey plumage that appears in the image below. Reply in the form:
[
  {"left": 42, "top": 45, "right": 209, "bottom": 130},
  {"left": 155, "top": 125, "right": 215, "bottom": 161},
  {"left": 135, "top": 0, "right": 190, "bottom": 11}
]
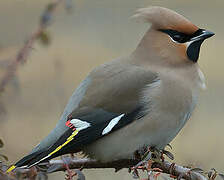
[
  {"left": 32, "top": 77, "right": 91, "bottom": 153},
  {"left": 33, "top": 58, "right": 158, "bottom": 152},
  {"left": 32, "top": 54, "right": 200, "bottom": 162}
]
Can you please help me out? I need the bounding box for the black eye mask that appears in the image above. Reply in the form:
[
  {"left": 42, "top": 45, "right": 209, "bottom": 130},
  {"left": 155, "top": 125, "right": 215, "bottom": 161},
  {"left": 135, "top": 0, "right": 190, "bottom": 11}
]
[
  {"left": 158, "top": 29, "right": 213, "bottom": 62},
  {"left": 159, "top": 29, "right": 203, "bottom": 43},
  {"left": 159, "top": 29, "right": 191, "bottom": 43}
]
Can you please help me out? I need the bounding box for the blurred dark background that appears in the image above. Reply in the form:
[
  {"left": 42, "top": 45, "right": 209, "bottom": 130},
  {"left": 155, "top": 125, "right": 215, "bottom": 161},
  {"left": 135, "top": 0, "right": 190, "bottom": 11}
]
[{"left": 0, "top": 0, "right": 223, "bottom": 179}]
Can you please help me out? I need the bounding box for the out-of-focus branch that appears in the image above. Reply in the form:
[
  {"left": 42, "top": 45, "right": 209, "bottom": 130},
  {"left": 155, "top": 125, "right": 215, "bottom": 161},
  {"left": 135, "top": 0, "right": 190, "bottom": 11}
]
[{"left": 0, "top": 0, "right": 65, "bottom": 93}]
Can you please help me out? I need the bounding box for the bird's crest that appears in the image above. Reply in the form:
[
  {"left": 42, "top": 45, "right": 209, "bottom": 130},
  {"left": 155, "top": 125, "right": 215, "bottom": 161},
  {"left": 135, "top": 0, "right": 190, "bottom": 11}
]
[{"left": 132, "top": 6, "right": 198, "bottom": 35}]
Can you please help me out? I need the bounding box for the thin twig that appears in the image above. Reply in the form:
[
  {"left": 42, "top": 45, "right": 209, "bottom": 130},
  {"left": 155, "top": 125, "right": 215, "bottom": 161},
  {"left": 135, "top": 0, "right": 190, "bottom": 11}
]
[{"left": 0, "top": 0, "right": 65, "bottom": 93}]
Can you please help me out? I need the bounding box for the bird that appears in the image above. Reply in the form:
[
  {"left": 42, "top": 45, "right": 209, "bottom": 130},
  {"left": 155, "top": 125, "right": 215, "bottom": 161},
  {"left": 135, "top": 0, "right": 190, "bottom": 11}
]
[{"left": 7, "top": 6, "right": 214, "bottom": 173}]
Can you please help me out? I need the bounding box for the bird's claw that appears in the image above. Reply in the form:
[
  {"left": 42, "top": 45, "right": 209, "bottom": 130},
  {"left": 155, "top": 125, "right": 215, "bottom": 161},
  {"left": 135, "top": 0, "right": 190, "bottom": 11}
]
[
  {"left": 130, "top": 147, "right": 165, "bottom": 179},
  {"left": 169, "top": 163, "right": 177, "bottom": 178}
]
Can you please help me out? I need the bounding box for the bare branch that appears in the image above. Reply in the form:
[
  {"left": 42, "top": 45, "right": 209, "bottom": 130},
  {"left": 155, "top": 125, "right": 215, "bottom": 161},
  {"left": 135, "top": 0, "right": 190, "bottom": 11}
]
[
  {"left": 152, "top": 161, "right": 208, "bottom": 180},
  {"left": 11, "top": 158, "right": 208, "bottom": 180},
  {"left": 45, "top": 158, "right": 139, "bottom": 173}
]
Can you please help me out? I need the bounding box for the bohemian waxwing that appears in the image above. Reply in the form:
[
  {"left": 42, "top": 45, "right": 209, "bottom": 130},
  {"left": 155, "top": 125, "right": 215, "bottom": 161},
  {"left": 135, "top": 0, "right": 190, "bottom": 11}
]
[{"left": 7, "top": 6, "right": 214, "bottom": 172}]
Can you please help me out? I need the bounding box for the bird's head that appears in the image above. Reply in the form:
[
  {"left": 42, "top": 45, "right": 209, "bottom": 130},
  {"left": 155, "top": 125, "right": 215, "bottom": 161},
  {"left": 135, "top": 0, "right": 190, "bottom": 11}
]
[{"left": 133, "top": 6, "right": 214, "bottom": 64}]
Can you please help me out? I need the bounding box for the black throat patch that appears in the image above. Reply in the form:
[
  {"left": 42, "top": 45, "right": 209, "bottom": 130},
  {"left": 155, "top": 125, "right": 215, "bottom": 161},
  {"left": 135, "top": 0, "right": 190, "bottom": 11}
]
[{"left": 186, "top": 40, "right": 204, "bottom": 62}]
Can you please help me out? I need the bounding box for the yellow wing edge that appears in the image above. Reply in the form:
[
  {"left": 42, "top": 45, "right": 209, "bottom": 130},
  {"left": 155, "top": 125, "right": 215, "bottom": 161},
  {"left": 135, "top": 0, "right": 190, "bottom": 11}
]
[
  {"left": 6, "top": 129, "right": 79, "bottom": 173},
  {"left": 6, "top": 165, "right": 16, "bottom": 173},
  {"left": 48, "top": 130, "right": 79, "bottom": 156}
]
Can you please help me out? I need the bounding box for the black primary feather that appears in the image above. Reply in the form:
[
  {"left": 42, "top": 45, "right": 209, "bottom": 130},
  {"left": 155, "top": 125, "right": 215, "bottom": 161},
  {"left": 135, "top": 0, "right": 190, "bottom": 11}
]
[{"left": 15, "top": 106, "right": 145, "bottom": 168}]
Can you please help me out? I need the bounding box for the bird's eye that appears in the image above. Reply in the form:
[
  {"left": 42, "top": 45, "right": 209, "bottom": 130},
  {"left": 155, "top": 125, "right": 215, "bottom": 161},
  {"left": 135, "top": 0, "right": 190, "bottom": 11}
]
[
  {"left": 173, "top": 34, "right": 183, "bottom": 41},
  {"left": 159, "top": 29, "right": 190, "bottom": 43}
]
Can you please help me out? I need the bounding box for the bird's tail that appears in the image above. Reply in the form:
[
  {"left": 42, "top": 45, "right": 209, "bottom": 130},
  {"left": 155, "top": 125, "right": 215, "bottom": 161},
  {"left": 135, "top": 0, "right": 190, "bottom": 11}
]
[
  {"left": 7, "top": 127, "right": 80, "bottom": 173},
  {"left": 6, "top": 150, "right": 44, "bottom": 173}
]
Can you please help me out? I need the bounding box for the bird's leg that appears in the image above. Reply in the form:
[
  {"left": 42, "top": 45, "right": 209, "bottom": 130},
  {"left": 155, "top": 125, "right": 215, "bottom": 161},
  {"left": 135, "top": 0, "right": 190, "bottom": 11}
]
[
  {"left": 64, "top": 164, "right": 77, "bottom": 180},
  {"left": 61, "top": 156, "right": 77, "bottom": 180},
  {"left": 130, "top": 147, "right": 150, "bottom": 179}
]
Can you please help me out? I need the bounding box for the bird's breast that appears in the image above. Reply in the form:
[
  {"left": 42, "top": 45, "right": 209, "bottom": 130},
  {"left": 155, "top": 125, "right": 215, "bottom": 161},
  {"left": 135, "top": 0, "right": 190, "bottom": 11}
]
[
  {"left": 83, "top": 78, "right": 198, "bottom": 162},
  {"left": 139, "top": 76, "right": 199, "bottom": 148}
]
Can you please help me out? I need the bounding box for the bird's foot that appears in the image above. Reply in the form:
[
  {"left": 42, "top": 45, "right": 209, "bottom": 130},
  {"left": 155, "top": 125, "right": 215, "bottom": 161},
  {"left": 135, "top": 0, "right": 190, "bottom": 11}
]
[
  {"left": 150, "top": 147, "right": 165, "bottom": 166},
  {"left": 130, "top": 147, "right": 165, "bottom": 179},
  {"left": 150, "top": 146, "right": 174, "bottom": 164},
  {"left": 130, "top": 145, "right": 176, "bottom": 179},
  {"left": 168, "top": 163, "right": 177, "bottom": 178},
  {"left": 132, "top": 147, "right": 150, "bottom": 170}
]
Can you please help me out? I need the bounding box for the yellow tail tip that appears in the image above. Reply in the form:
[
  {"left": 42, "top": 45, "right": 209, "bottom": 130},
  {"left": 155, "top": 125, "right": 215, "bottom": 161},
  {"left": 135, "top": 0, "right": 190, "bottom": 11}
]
[{"left": 6, "top": 165, "right": 16, "bottom": 173}]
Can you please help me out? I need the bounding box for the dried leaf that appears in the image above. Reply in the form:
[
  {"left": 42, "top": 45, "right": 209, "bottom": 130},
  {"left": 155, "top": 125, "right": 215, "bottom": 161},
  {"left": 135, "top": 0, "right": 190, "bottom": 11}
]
[
  {"left": 36, "top": 172, "right": 48, "bottom": 180},
  {"left": 208, "top": 171, "right": 213, "bottom": 178},
  {"left": 65, "top": 0, "right": 74, "bottom": 13},
  {"left": 75, "top": 169, "right": 86, "bottom": 180},
  {"left": 208, "top": 168, "right": 218, "bottom": 180},
  {"left": 177, "top": 173, "right": 185, "bottom": 180},
  {"left": 219, "top": 174, "right": 224, "bottom": 180},
  {"left": 0, "top": 139, "right": 3, "bottom": 148},
  {"left": 115, "top": 167, "right": 123, "bottom": 172},
  {"left": 166, "top": 144, "right": 172, "bottom": 150},
  {"left": 0, "top": 154, "right": 8, "bottom": 161},
  {"left": 132, "top": 169, "right": 139, "bottom": 179},
  {"left": 163, "top": 150, "right": 174, "bottom": 160},
  {"left": 211, "top": 173, "right": 217, "bottom": 180},
  {"left": 40, "top": 12, "right": 52, "bottom": 26},
  {"left": 38, "top": 31, "right": 51, "bottom": 46}
]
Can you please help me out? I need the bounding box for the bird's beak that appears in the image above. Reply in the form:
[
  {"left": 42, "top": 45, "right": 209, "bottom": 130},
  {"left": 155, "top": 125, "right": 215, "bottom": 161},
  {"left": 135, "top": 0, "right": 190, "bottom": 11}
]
[
  {"left": 186, "top": 29, "right": 214, "bottom": 62},
  {"left": 190, "top": 29, "right": 215, "bottom": 42}
]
